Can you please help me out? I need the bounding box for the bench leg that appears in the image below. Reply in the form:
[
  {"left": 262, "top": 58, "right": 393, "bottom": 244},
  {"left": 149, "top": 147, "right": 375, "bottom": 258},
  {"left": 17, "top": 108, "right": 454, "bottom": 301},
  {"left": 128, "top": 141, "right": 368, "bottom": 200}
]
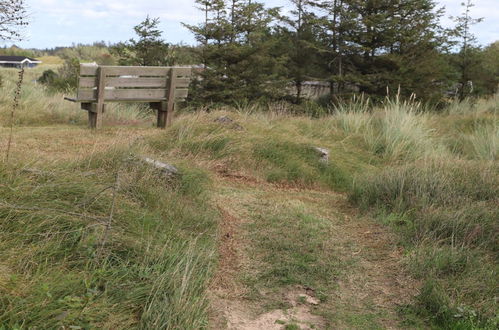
[
  {"left": 166, "top": 101, "right": 175, "bottom": 127},
  {"left": 82, "top": 103, "right": 98, "bottom": 129},
  {"left": 151, "top": 102, "right": 168, "bottom": 129},
  {"left": 157, "top": 110, "right": 167, "bottom": 128},
  {"left": 88, "top": 111, "right": 97, "bottom": 129}
]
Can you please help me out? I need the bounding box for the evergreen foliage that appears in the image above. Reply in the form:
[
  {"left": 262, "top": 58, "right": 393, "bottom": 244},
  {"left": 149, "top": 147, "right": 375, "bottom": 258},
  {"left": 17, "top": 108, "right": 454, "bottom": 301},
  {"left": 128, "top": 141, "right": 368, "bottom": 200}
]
[
  {"left": 183, "top": 0, "right": 494, "bottom": 106},
  {"left": 112, "top": 16, "right": 174, "bottom": 66}
]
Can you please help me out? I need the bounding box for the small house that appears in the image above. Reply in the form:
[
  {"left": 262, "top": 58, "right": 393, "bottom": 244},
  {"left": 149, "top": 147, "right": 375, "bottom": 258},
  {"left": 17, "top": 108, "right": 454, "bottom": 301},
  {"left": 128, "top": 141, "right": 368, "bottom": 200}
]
[{"left": 0, "top": 56, "right": 42, "bottom": 68}]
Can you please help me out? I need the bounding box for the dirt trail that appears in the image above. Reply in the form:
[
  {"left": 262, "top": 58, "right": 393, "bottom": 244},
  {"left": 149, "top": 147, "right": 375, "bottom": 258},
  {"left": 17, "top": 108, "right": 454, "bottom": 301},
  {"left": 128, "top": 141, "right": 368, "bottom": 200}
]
[{"left": 209, "top": 172, "right": 418, "bottom": 329}]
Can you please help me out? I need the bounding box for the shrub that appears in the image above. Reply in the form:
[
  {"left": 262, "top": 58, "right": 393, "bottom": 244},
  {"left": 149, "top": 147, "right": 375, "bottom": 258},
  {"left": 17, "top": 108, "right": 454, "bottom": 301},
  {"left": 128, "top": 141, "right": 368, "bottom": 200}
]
[
  {"left": 38, "top": 57, "right": 80, "bottom": 93},
  {"left": 38, "top": 69, "right": 58, "bottom": 85}
]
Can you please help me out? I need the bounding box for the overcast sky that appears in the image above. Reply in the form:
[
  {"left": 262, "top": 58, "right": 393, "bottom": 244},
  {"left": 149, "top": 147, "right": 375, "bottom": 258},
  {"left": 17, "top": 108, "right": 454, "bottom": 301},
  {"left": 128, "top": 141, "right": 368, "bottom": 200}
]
[{"left": 5, "top": 0, "right": 499, "bottom": 49}]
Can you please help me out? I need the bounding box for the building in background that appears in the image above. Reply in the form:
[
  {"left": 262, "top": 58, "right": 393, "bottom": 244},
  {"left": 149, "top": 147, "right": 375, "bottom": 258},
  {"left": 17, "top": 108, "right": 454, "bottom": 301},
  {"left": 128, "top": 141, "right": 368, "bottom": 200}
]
[{"left": 0, "top": 56, "right": 42, "bottom": 68}]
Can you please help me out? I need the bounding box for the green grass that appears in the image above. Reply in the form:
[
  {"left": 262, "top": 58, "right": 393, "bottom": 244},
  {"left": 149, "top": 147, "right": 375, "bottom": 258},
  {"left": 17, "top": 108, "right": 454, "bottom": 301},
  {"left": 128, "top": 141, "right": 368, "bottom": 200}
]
[
  {"left": 0, "top": 146, "right": 218, "bottom": 328},
  {"left": 147, "top": 97, "right": 497, "bottom": 328},
  {"left": 1, "top": 67, "right": 497, "bottom": 328},
  {"left": 350, "top": 160, "right": 498, "bottom": 327},
  {"left": 245, "top": 206, "right": 342, "bottom": 291}
]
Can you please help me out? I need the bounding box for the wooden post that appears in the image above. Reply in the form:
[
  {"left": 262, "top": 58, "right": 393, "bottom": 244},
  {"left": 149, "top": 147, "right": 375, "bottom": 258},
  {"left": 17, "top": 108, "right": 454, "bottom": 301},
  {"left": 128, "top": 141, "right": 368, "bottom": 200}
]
[
  {"left": 151, "top": 102, "right": 168, "bottom": 128},
  {"left": 82, "top": 103, "right": 97, "bottom": 128},
  {"left": 166, "top": 68, "right": 178, "bottom": 127},
  {"left": 94, "top": 67, "right": 107, "bottom": 129},
  {"left": 158, "top": 101, "right": 168, "bottom": 128}
]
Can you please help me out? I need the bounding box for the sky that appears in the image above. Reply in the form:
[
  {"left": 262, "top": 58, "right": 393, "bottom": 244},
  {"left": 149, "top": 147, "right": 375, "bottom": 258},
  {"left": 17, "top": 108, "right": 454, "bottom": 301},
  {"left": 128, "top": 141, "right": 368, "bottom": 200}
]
[{"left": 4, "top": 0, "right": 499, "bottom": 50}]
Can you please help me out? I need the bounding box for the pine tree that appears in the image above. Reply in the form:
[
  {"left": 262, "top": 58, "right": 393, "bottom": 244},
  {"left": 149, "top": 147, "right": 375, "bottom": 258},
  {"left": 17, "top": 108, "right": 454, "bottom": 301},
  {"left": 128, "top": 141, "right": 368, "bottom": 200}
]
[
  {"left": 280, "top": 0, "right": 320, "bottom": 103},
  {"left": 112, "top": 16, "right": 174, "bottom": 66},
  {"left": 311, "top": 0, "right": 358, "bottom": 100},
  {"left": 450, "top": 0, "right": 484, "bottom": 100},
  {"left": 184, "top": 0, "right": 285, "bottom": 104},
  {"left": 315, "top": 0, "right": 449, "bottom": 102}
]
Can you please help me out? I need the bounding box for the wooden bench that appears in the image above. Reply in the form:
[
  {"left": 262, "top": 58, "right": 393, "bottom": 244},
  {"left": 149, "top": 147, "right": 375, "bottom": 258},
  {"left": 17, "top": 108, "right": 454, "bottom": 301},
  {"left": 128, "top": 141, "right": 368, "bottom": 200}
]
[{"left": 65, "top": 64, "right": 193, "bottom": 129}]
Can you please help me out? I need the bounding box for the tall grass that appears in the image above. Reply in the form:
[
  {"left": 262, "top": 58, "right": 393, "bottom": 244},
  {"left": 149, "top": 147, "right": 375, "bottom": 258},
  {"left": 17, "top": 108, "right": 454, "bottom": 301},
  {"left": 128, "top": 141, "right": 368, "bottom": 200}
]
[
  {"left": 1, "top": 67, "right": 497, "bottom": 328},
  {"left": 0, "top": 67, "right": 154, "bottom": 127},
  {"left": 0, "top": 145, "right": 218, "bottom": 328},
  {"left": 332, "top": 94, "right": 372, "bottom": 134}
]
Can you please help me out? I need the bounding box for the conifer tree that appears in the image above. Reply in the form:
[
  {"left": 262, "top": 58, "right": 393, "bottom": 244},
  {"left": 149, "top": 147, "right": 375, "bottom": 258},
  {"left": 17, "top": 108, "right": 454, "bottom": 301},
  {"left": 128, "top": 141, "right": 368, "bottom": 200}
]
[
  {"left": 279, "top": 0, "right": 321, "bottom": 103},
  {"left": 112, "top": 16, "right": 174, "bottom": 66},
  {"left": 184, "top": 0, "right": 285, "bottom": 104},
  {"left": 450, "top": 0, "right": 483, "bottom": 99}
]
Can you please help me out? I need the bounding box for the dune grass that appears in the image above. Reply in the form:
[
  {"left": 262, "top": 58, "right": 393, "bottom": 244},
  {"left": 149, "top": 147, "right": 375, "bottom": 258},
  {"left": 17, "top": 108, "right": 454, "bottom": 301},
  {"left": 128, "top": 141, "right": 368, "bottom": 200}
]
[
  {"left": 344, "top": 97, "right": 498, "bottom": 328},
  {"left": 0, "top": 144, "right": 218, "bottom": 328},
  {"left": 0, "top": 68, "right": 497, "bottom": 328},
  {"left": 0, "top": 66, "right": 155, "bottom": 127}
]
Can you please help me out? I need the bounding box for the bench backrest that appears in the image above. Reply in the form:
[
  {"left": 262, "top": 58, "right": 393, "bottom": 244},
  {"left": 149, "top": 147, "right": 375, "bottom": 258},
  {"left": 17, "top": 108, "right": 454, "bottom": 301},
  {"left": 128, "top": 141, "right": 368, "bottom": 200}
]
[{"left": 77, "top": 65, "right": 192, "bottom": 102}]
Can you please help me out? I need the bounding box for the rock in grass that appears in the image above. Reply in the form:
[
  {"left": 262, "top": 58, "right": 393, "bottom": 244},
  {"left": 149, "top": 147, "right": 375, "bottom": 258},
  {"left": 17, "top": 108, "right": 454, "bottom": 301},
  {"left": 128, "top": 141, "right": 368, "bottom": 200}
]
[
  {"left": 314, "top": 147, "right": 329, "bottom": 164},
  {"left": 142, "top": 157, "right": 179, "bottom": 177},
  {"left": 214, "top": 116, "right": 244, "bottom": 131},
  {"left": 214, "top": 115, "right": 234, "bottom": 124}
]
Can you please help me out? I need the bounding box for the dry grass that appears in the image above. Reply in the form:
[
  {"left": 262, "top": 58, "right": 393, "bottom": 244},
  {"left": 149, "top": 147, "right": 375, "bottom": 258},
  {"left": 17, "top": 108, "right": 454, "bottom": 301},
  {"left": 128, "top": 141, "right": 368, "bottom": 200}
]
[{"left": 0, "top": 72, "right": 497, "bottom": 328}]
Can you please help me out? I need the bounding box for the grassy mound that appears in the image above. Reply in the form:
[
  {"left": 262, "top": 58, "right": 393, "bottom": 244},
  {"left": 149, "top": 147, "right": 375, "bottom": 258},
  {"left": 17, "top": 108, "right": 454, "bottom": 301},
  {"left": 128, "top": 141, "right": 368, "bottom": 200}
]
[{"left": 0, "top": 147, "right": 218, "bottom": 328}]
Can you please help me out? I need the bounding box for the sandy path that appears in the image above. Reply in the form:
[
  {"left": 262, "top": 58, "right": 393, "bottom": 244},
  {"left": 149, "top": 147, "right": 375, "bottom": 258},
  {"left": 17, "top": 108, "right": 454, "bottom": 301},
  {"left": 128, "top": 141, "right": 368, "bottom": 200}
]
[{"left": 209, "top": 173, "right": 418, "bottom": 329}]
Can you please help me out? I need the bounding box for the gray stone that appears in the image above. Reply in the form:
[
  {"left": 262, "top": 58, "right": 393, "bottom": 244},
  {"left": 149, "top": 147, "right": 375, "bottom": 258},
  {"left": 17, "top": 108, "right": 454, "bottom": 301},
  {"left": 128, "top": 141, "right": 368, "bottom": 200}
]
[
  {"left": 142, "top": 157, "right": 179, "bottom": 177},
  {"left": 215, "top": 115, "right": 244, "bottom": 130},
  {"left": 214, "top": 116, "right": 234, "bottom": 124},
  {"left": 314, "top": 147, "right": 329, "bottom": 164}
]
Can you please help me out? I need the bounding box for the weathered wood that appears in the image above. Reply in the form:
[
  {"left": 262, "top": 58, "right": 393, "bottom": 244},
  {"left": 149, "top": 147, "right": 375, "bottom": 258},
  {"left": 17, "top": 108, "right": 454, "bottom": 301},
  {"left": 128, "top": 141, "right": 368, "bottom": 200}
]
[
  {"left": 80, "top": 65, "right": 172, "bottom": 77},
  {"left": 102, "top": 66, "right": 171, "bottom": 76},
  {"left": 174, "top": 77, "right": 191, "bottom": 88},
  {"left": 78, "top": 77, "right": 98, "bottom": 88},
  {"left": 77, "top": 89, "right": 168, "bottom": 102},
  {"left": 80, "top": 65, "right": 99, "bottom": 76},
  {"left": 95, "top": 67, "right": 107, "bottom": 129},
  {"left": 106, "top": 77, "right": 168, "bottom": 88},
  {"left": 64, "top": 97, "right": 78, "bottom": 102},
  {"left": 170, "top": 67, "right": 193, "bottom": 77},
  {"left": 81, "top": 103, "right": 106, "bottom": 113},
  {"left": 151, "top": 101, "right": 168, "bottom": 128},
  {"left": 68, "top": 65, "right": 193, "bottom": 128},
  {"left": 174, "top": 88, "right": 189, "bottom": 100},
  {"left": 88, "top": 110, "right": 97, "bottom": 128},
  {"left": 166, "top": 69, "right": 178, "bottom": 127}
]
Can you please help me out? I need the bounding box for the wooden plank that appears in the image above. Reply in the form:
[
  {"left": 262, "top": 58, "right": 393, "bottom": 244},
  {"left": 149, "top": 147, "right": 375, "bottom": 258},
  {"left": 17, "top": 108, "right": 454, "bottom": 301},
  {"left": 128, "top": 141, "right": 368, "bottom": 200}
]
[
  {"left": 106, "top": 89, "right": 168, "bottom": 100},
  {"left": 80, "top": 77, "right": 169, "bottom": 89},
  {"left": 102, "top": 66, "right": 171, "bottom": 76},
  {"left": 80, "top": 66, "right": 191, "bottom": 77},
  {"left": 166, "top": 69, "right": 178, "bottom": 127},
  {"left": 174, "top": 77, "right": 191, "bottom": 88},
  {"left": 153, "top": 101, "right": 168, "bottom": 128},
  {"left": 79, "top": 77, "right": 98, "bottom": 88},
  {"left": 80, "top": 65, "right": 98, "bottom": 76},
  {"left": 174, "top": 88, "right": 189, "bottom": 100},
  {"left": 77, "top": 89, "right": 96, "bottom": 101},
  {"left": 105, "top": 77, "right": 168, "bottom": 88},
  {"left": 171, "top": 67, "right": 192, "bottom": 77},
  {"left": 95, "top": 67, "right": 107, "bottom": 129},
  {"left": 77, "top": 89, "right": 168, "bottom": 101}
]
